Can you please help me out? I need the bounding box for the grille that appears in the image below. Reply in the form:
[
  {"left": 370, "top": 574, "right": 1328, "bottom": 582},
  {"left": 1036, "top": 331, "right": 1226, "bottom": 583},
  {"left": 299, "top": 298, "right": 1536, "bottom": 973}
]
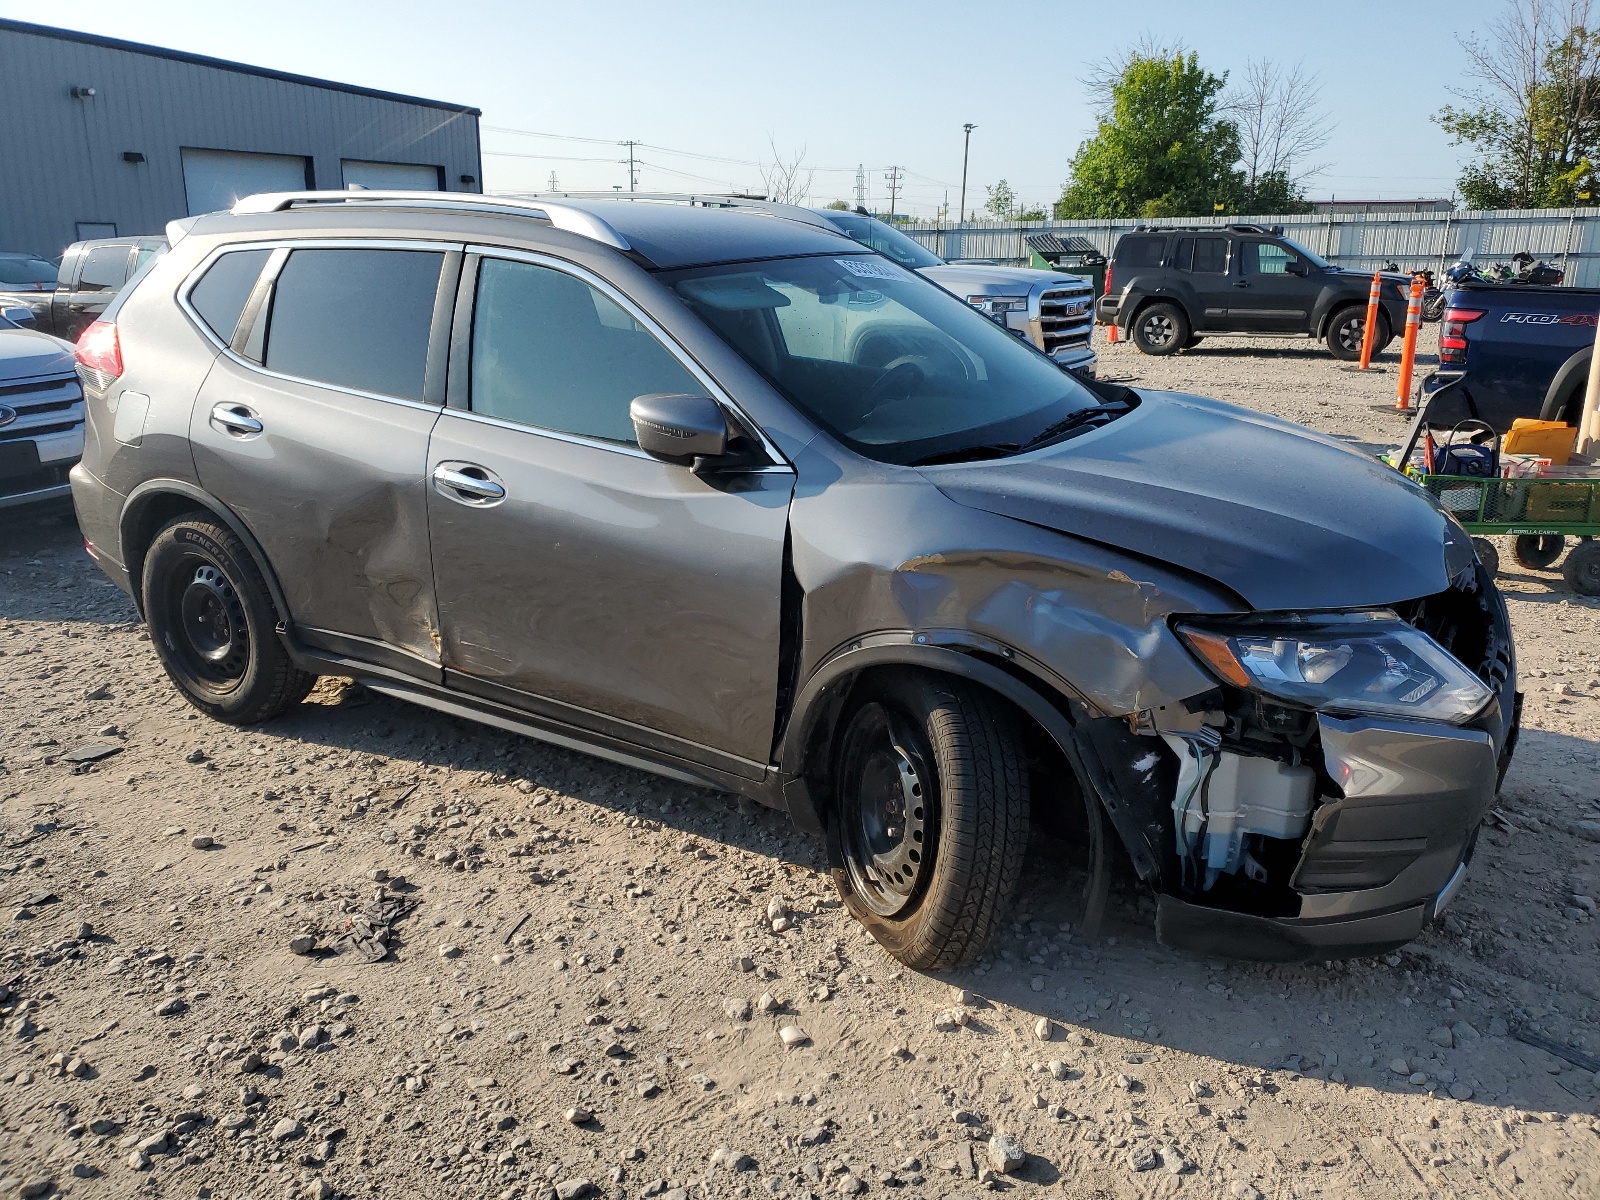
[
  {"left": 1038, "top": 288, "right": 1094, "bottom": 355},
  {"left": 0, "top": 373, "right": 84, "bottom": 443}
]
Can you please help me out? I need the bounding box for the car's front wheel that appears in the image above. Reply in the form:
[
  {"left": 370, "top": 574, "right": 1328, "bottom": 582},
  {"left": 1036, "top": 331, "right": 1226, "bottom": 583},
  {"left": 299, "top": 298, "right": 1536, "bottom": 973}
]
[
  {"left": 142, "top": 515, "right": 315, "bottom": 723},
  {"left": 1327, "top": 306, "right": 1390, "bottom": 360},
  {"left": 1130, "top": 302, "right": 1189, "bottom": 356},
  {"left": 828, "top": 671, "right": 1028, "bottom": 969}
]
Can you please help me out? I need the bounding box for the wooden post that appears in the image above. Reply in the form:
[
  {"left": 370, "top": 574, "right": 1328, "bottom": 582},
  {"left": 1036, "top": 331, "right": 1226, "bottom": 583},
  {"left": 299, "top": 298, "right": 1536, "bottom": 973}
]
[
  {"left": 1395, "top": 277, "right": 1424, "bottom": 409},
  {"left": 1358, "top": 271, "right": 1383, "bottom": 369}
]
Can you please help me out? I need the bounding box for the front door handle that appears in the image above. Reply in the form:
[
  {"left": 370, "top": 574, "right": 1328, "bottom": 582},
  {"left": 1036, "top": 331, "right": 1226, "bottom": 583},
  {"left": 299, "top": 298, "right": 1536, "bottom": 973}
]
[
  {"left": 432, "top": 463, "right": 506, "bottom": 503},
  {"left": 1233, "top": 279, "right": 1250, "bottom": 288},
  {"left": 209, "top": 402, "right": 263, "bottom": 437}
]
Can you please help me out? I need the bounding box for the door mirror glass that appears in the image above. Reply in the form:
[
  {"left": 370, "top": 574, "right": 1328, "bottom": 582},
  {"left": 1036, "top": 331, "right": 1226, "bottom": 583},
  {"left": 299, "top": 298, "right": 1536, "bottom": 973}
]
[{"left": 630, "top": 393, "right": 728, "bottom": 464}]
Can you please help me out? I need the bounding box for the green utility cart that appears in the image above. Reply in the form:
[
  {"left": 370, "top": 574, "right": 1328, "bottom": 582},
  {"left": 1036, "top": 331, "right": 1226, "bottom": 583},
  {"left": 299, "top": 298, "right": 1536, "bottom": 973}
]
[{"left": 1414, "top": 473, "right": 1600, "bottom": 593}]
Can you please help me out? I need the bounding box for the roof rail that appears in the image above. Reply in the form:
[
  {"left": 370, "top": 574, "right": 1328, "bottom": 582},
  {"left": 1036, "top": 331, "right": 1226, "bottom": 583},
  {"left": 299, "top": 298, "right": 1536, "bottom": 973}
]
[
  {"left": 228, "top": 191, "right": 632, "bottom": 251},
  {"left": 497, "top": 191, "right": 844, "bottom": 234}
]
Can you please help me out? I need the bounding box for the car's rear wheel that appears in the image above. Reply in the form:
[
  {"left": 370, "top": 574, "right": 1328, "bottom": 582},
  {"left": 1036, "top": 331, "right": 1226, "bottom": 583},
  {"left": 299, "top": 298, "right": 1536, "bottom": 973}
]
[
  {"left": 1327, "top": 306, "right": 1390, "bottom": 360},
  {"left": 142, "top": 515, "right": 315, "bottom": 723},
  {"left": 827, "top": 671, "right": 1028, "bottom": 970},
  {"left": 1513, "top": 533, "right": 1565, "bottom": 570},
  {"left": 1564, "top": 540, "right": 1600, "bottom": 595},
  {"left": 1471, "top": 537, "right": 1500, "bottom": 578},
  {"left": 1131, "top": 302, "right": 1189, "bottom": 356}
]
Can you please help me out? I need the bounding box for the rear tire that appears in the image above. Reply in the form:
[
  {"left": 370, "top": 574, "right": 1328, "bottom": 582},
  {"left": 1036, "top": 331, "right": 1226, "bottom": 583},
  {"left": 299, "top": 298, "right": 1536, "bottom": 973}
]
[
  {"left": 1327, "top": 306, "right": 1390, "bottom": 360},
  {"left": 1564, "top": 540, "right": 1600, "bottom": 595},
  {"left": 1131, "top": 302, "right": 1189, "bottom": 356},
  {"left": 142, "top": 516, "right": 315, "bottom": 724},
  {"left": 1472, "top": 537, "right": 1500, "bottom": 578},
  {"left": 1513, "top": 533, "right": 1565, "bottom": 570},
  {"left": 828, "top": 671, "right": 1029, "bottom": 970}
]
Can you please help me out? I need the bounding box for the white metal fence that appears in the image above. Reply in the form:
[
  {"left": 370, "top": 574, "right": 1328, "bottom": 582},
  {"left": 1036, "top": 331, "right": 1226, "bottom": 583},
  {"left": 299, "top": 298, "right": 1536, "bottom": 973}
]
[{"left": 900, "top": 208, "right": 1600, "bottom": 286}]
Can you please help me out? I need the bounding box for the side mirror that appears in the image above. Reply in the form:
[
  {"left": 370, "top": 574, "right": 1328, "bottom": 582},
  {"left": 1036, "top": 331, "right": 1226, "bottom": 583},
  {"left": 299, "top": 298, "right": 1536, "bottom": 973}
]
[
  {"left": 1, "top": 306, "right": 36, "bottom": 328},
  {"left": 1285, "top": 260, "right": 1308, "bottom": 276},
  {"left": 630, "top": 393, "right": 728, "bottom": 465}
]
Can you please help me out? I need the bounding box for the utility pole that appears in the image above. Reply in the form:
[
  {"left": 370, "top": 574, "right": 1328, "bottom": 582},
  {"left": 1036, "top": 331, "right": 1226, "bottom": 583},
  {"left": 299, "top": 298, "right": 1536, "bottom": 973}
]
[
  {"left": 854, "top": 164, "right": 867, "bottom": 211},
  {"left": 959, "top": 123, "right": 977, "bottom": 221},
  {"left": 621, "top": 141, "right": 639, "bottom": 191},
  {"left": 884, "top": 166, "right": 903, "bottom": 221}
]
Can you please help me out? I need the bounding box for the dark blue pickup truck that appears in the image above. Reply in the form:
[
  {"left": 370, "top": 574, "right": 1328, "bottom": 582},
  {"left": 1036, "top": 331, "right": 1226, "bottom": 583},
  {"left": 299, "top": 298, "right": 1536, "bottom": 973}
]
[{"left": 1427, "top": 282, "right": 1600, "bottom": 430}]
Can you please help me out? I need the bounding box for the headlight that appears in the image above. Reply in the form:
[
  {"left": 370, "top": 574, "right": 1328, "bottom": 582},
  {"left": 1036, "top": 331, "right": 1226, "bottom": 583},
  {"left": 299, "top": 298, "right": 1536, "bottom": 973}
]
[
  {"left": 1175, "top": 611, "right": 1493, "bottom": 724},
  {"left": 967, "top": 295, "right": 1029, "bottom": 323}
]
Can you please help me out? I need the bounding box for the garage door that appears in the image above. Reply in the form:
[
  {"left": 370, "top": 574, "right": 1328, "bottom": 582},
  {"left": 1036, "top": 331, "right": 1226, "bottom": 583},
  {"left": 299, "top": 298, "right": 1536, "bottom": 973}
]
[
  {"left": 182, "top": 149, "right": 311, "bottom": 215},
  {"left": 342, "top": 160, "right": 443, "bottom": 191}
]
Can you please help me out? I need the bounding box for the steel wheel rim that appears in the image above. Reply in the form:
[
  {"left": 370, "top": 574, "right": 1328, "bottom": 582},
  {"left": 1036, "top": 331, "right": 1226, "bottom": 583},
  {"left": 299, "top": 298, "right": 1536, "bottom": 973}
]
[
  {"left": 167, "top": 556, "right": 250, "bottom": 688},
  {"left": 1141, "top": 313, "right": 1175, "bottom": 346},
  {"left": 839, "top": 702, "right": 934, "bottom": 917},
  {"left": 1338, "top": 316, "right": 1363, "bottom": 350}
]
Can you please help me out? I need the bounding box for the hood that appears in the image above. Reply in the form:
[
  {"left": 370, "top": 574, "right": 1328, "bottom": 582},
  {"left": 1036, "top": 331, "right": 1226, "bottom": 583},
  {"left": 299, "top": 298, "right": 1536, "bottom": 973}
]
[
  {"left": 919, "top": 263, "right": 1092, "bottom": 297},
  {"left": 0, "top": 328, "right": 75, "bottom": 378},
  {"left": 919, "top": 391, "right": 1468, "bottom": 611}
]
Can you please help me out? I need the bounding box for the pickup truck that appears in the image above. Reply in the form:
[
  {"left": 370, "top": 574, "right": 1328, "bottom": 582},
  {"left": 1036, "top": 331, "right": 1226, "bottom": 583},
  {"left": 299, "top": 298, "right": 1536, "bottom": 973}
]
[
  {"left": 1427, "top": 282, "right": 1600, "bottom": 431},
  {"left": 0, "top": 236, "right": 165, "bottom": 343}
]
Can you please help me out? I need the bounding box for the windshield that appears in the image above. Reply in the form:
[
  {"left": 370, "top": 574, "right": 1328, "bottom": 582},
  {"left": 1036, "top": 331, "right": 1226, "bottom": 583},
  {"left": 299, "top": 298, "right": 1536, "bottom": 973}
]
[
  {"left": 817, "top": 213, "right": 944, "bottom": 269},
  {"left": 667, "top": 254, "right": 1106, "bottom": 465},
  {"left": 0, "top": 256, "right": 58, "bottom": 287},
  {"left": 1280, "top": 237, "right": 1332, "bottom": 271}
]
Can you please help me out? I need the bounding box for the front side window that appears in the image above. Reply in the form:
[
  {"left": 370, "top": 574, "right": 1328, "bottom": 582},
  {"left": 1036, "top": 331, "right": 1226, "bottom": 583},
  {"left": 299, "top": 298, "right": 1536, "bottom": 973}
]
[
  {"left": 669, "top": 255, "right": 1103, "bottom": 465},
  {"left": 264, "top": 248, "right": 443, "bottom": 402},
  {"left": 1243, "top": 241, "right": 1296, "bottom": 275},
  {"left": 77, "top": 246, "right": 133, "bottom": 293},
  {"left": 470, "top": 257, "right": 702, "bottom": 445},
  {"left": 189, "top": 249, "right": 271, "bottom": 343}
]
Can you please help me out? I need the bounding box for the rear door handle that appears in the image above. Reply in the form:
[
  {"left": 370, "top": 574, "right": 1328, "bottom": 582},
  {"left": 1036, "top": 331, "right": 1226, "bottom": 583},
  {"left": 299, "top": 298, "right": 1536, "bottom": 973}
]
[
  {"left": 209, "top": 402, "right": 263, "bottom": 436},
  {"left": 432, "top": 462, "right": 506, "bottom": 503}
]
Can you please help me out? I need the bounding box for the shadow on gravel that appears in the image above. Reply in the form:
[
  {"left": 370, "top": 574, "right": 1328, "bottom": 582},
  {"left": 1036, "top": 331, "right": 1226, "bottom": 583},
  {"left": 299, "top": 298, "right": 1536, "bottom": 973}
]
[{"left": 0, "top": 505, "right": 138, "bottom": 626}]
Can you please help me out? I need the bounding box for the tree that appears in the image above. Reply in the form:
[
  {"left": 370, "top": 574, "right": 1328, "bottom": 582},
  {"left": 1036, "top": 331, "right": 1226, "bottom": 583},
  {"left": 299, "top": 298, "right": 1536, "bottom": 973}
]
[
  {"left": 1055, "top": 47, "right": 1242, "bottom": 218},
  {"left": 759, "top": 140, "right": 815, "bottom": 205},
  {"left": 824, "top": 199, "right": 850, "bottom": 210},
  {"left": 1226, "top": 59, "right": 1328, "bottom": 213},
  {"left": 1434, "top": 0, "right": 1600, "bottom": 208},
  {"left": 984, "top": 179, "right": 1018, "bottom": 218}
]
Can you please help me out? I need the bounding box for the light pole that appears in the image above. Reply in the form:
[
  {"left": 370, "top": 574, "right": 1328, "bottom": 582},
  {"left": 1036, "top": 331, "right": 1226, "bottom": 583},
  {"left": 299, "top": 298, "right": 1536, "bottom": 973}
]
[{"left": 959, "top": 123, "right": 976, "bottom": 222}]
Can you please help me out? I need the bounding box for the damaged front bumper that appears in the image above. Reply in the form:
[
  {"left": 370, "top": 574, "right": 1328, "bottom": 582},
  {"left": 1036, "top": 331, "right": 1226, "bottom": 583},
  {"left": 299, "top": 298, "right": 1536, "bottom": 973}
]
[{"left": 1071, "top": 569, "right": 1515, "bottom": 963}]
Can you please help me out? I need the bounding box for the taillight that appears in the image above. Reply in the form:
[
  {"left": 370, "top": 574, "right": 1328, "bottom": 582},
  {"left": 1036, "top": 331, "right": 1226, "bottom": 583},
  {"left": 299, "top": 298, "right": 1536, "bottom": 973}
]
[
  {"left": 75, "top": 320, "right": 123, "bottom": 388},
  {"left": 1103, "top": 262, "right": 1113, "bottom": 295},
  {"left": 1439, "top": 307, "right": 1484, "bottom": 363}
]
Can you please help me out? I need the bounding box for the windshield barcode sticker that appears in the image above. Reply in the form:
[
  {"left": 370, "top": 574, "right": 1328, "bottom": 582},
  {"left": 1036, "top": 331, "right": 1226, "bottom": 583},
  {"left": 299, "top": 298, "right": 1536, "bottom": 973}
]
[{"left": 837, "top": 258, "right": 902, "bottom": 281}]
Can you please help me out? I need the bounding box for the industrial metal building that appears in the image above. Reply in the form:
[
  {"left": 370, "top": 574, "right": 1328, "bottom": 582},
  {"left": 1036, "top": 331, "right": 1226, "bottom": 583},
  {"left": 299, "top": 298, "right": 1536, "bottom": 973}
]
[{"left": 0, "top": 18, "right": 482, "bottom": 257}]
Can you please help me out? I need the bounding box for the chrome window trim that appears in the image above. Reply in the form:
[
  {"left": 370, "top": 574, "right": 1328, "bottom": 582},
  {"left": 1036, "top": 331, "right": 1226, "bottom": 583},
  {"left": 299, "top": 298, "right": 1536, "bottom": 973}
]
[
  {"left": 465, "top": 244, "right": 793, "bottom": 470},
  {"left": 176, "top": 238, "right": 464, "bottom": 412}
]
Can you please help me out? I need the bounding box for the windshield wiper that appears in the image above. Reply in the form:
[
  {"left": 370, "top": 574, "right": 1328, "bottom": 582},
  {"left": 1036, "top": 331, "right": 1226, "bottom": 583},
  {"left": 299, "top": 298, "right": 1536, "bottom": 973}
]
[{"left": 1017, "top": 399, "right": 1132, "bottom": 451}]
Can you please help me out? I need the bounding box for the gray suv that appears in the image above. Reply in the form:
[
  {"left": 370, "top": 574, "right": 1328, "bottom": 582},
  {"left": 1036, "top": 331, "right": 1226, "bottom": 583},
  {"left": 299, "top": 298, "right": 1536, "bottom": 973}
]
[{"left": 70, "top": 191, "right": 1517, "bottom": 968}]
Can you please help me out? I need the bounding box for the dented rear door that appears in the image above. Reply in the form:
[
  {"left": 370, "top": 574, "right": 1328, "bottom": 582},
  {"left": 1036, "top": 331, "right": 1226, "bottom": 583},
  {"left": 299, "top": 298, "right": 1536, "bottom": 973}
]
[{"left": 189, "top": 243, "right": 456, "bottom": 675}]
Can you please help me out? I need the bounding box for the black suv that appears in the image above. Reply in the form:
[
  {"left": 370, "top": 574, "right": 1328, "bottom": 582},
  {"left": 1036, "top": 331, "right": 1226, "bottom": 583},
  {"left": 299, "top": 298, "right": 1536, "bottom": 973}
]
[{"left": 1096, "top": 224, "right": 1411, "bottom": 360}]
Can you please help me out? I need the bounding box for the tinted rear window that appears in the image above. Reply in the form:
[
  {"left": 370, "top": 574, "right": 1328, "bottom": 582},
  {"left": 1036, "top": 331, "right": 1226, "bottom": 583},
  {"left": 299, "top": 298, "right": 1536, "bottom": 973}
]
[
  {"left": 264, "top": 249, "right": 443, "bottom": 402},
  {"left": 189, "top": 249, "right": 270, "bottom": 343},
  {"left": 1173, "top": 236, "right": 1228, "bottom": 273},
  {"left": 78, "top": 246, "right": 133, "bottom": 292},
  {"left": 1114, "top": 235, "right": 1165, "bottom": 268}
]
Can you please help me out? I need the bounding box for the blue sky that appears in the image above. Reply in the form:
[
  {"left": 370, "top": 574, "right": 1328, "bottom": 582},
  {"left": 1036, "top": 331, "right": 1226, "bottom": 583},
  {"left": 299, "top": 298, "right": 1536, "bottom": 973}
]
[{"left": 4, "top": 0, "right": 1508, "bottom": 215}]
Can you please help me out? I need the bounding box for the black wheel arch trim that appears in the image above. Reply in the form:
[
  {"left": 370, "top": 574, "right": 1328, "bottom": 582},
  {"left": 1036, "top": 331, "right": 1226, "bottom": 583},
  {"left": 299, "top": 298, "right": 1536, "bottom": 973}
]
[
  {"left": 1540, "top": 347, "right": 1591, "bottom": 423},
  {"left": 119, "top": 478, "right": 293, "bottom": 627},
  {"left": 774, "top": 635, "right": 1141, "bottom": 867}
]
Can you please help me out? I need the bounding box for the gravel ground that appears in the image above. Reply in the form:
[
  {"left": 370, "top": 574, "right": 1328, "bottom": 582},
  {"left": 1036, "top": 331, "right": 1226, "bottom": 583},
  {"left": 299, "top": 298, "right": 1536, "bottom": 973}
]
[{"left": 3, "top": 327, "right": 1599, "bottom": 1200}]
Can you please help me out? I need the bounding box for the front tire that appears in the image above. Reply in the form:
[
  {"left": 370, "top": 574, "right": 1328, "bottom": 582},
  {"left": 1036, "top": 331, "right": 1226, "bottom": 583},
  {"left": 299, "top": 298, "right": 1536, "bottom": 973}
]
[
  {"left": 1130, "top": 302, "right": 1189, "bottom": 356},
  {"left": 1327, "top": 306, "right": 1390, "bottom": 360},
  {"left": 142, "top": 516, "right": 315, "bottom": 724},
  {"left": 828, "top": 671, "right": 1029, "bottom": 970}
]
